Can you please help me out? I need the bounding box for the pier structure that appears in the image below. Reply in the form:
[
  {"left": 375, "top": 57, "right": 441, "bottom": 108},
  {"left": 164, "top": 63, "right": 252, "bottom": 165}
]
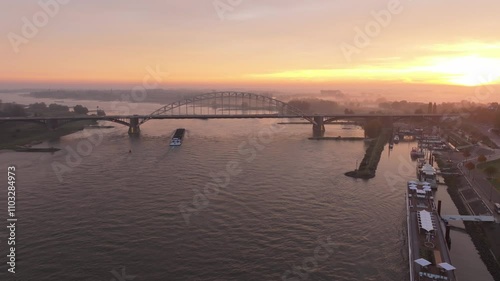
[
  {"left": 128, "top": 116, "right": 140, "bottom": 135},
  {"left": 312, "top": 116, "right": 325, "bottom": 136},
  {"left": 47, "top": 119, "right": 59, "bottom": 130}
]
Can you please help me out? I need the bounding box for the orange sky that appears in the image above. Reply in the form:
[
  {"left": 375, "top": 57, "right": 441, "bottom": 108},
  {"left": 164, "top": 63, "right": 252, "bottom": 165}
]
[{"left": 1, "top": 0, "right": 500, "bottom": 95}]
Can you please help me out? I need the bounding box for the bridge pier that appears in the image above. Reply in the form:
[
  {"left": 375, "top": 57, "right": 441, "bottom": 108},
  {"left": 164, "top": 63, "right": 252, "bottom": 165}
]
[
  {"left": 312, "top": 116, "right": 325, "bottom": 137},
  {"left": 128, "top": 117, "right": 140, "bottom": 135},
  {"left": 381, "top": 116, "right": 394, "bottom": 128},
  {"left": 47, "top": 119, "right": 59, "bottom": 130}
]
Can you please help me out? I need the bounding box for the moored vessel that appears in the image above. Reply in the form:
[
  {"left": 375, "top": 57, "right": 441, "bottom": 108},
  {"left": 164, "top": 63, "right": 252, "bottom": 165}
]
[
  {"left": 394, "top": 135, "right": 400, "bottom": 143},
  {"left": 417, "top": 163, "right": 437, "bottom": 189},
  {"left": 406, "top": 181, "right": 457, "bottom": 281},
  {"left": 411, "top": 147, "right": 425, "bottom": 158}
]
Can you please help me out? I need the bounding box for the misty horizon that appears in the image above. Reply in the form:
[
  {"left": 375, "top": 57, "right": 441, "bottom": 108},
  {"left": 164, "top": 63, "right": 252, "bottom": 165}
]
[{"left": 1, "top": 0, "right": 500, "bottom": 103}]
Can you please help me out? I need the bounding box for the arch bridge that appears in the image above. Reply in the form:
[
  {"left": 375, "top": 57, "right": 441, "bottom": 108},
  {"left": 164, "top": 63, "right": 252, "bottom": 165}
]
[
  {"left": 129, "top": 91, "right": 314, "bottom": 133},
  {"left": 0, "top": 92, "right": 457, "bottom": 136},
  {"left": 0, "top": 92, "right": 315, "bottom": 134}
]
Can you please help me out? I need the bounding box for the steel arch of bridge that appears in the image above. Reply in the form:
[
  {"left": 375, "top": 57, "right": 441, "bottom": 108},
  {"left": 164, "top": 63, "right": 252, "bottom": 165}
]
[{"left": 140, "top": 92, "right": 313, "bottom": 124}]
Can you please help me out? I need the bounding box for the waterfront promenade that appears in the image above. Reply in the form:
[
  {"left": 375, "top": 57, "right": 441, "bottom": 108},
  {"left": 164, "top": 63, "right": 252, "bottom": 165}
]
[
  {"left": 442, "top": 142, "right": 500, "bottom": 273},
  {"left": 454, "top": 145, "right": 500, "bottom": 219}
]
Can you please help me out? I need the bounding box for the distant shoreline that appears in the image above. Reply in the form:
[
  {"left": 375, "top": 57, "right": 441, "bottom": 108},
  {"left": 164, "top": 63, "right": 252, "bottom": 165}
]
[{"left": 0, "top": 120, "right": 96, "bottom": 150}]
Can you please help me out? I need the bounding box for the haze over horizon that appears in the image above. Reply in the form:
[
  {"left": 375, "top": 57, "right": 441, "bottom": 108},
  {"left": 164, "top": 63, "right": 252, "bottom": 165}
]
[{"left": 1, "top": 0, "right": 500, "bottom": 101}]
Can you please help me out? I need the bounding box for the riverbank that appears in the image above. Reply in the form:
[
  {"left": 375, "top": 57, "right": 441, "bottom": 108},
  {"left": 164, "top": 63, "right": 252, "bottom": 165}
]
[
  {"left": 0, "top": 120, "right": 96, "bottom": 150},
  {"left": 344, "top": 129, "right": 390, "bottom": 179},
  {"left": 436, "top": 157, "right": 500, "bottom": 281}
]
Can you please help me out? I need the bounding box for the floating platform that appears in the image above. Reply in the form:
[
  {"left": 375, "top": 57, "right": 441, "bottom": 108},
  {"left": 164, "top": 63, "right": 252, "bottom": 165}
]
[
  {"left": 406, "top": 181, "right": 457, "bottom": 281},
  {"left": 14, "top": 147, "right": 60, "bottom": 152},
  {"left": 85, "top": 125, "right": 115, "bottom": 129}
]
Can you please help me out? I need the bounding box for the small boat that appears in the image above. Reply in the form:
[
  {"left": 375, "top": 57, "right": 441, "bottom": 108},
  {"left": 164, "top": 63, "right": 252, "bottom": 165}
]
[
  {"left": 170, "top": 128, "right": 186, "bottom": 146},
  {"left": 389, "top": 143, "right": 394, "bottom": 149},
  {"left": 393, "top": 135, "right": 400, "bottom": 143}
]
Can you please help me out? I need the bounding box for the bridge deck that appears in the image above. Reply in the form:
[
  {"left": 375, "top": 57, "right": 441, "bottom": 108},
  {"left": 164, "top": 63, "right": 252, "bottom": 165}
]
[{"left": 0, "top": 113, "right": 454, "bottom": 122}]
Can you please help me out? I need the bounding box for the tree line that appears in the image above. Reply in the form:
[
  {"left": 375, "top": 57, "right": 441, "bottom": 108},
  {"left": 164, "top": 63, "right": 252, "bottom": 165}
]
[{"left": 0, "top": 101, "right": 89, "bottom": 117}]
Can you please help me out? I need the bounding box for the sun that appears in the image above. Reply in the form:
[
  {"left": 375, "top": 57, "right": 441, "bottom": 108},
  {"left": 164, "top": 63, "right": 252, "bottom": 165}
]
[{"left": 427, "top": 56, "right": 500, "bottom": 86}]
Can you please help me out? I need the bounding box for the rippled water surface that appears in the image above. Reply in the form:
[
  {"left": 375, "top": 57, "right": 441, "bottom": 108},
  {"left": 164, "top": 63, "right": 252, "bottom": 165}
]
[{"left": 0, "top": 94, "right": 494, "bottom": 281}]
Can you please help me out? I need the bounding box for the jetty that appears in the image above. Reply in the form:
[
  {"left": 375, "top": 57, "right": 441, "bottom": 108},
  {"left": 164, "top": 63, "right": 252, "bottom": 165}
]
[{"left": 344, "top": 129, "right": 390, "bottom": 179}]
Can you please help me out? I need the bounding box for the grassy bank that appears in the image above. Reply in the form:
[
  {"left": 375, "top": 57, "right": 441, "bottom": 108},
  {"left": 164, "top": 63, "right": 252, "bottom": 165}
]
[
  {"left": 487, "top": 178, "right": 500, "bottom": 192},
  {"left": 0, "top": 120, "right": 96, "bottom": 149},
  {"left": 345, "top": 129, "right": 390, "bottom": 179},
  {"left": 461, "top": 122, "right": 499, "bottom": 149},
  {"left": 436, "top": 157, "right": 500, "bottom": 280},
  {"left": 446, "top": 132, "right": 471, "bottom": 148},
  {"left": 477, "top": 158, "right": 500, "bottom": 192}
]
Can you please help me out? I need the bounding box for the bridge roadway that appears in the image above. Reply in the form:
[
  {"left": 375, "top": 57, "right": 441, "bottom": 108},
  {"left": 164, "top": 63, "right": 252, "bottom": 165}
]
[
  {"left": 0, "top": 113, "right": 451, "bottom": 121},
  {"left": 0, "top": 113, "right": 454, "bottom": 135}
]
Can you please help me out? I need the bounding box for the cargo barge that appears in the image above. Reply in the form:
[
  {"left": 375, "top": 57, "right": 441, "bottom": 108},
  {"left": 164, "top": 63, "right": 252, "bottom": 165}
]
[{"left": 170, "top": 128, "right": 185, "bottom": 146}]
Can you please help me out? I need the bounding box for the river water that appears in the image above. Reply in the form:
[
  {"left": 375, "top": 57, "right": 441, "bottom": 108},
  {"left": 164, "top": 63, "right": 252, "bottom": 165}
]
[{"left": 0, "top": 93, "right": 494, "bottom": 281}]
